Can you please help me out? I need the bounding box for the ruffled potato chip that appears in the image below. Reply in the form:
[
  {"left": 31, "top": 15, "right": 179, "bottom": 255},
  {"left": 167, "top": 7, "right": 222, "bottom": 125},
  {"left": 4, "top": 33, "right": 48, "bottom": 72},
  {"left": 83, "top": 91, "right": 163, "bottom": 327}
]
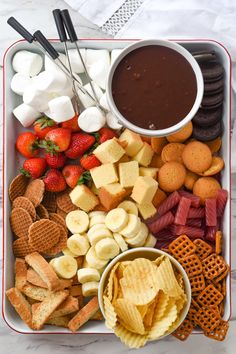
[
  {"left": 103, "top": 295, "right": 117, "bottom": 329},
  {"left": 152, "top": 255, "right": 165, "bottom": 267},
  {"left": 114, "top": 323, "right": 148, "bottom": 349},
  {"left": 106, "top": 262, "right": 120, "bottom": 301}
]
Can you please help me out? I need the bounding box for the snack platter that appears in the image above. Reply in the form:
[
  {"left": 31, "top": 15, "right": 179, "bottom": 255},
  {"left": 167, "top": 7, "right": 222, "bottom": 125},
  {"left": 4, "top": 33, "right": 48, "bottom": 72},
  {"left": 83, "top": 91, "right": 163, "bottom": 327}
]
[{"left": 2, "top": 38, "right": 231, "bottom": 336}]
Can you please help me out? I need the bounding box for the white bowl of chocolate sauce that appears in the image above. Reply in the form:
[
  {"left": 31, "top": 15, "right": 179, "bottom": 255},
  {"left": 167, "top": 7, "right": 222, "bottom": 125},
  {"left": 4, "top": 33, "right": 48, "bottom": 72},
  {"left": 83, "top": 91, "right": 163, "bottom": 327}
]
[{"left": 106, "top": 39, "right": 204, "bottom": 137}]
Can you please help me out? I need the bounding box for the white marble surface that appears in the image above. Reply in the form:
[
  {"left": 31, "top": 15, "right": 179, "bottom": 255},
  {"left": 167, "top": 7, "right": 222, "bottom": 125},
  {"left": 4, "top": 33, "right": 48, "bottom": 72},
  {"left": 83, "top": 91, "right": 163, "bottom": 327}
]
[{"left": 0, "top": 0, "right": 235, "bottom": 352}]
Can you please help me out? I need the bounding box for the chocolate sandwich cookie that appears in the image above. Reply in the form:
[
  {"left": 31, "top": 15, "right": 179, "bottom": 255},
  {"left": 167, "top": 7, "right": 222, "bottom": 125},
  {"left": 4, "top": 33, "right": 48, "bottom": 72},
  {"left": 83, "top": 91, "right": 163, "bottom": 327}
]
[
  {"left": 193, "top": 107, "right": 222, "bottom": 127},
  {"left": 193, "top": 120, "right": 223, "bottom": 141},
  {"left": 200, "top": 61, "right": 224, "bottom": 82},
  {"left": 204, "top": 78, "right": 224, "bottom": 96},
  {"left": 201, "top": 92, "right": 224, "bottom": 109}
]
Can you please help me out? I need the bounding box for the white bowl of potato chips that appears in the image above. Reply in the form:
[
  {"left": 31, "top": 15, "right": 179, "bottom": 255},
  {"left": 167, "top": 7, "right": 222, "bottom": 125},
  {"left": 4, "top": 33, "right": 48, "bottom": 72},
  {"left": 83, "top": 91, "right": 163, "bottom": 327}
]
[{"left": 98, "top": 247, "right": 191, "bottom": 348}]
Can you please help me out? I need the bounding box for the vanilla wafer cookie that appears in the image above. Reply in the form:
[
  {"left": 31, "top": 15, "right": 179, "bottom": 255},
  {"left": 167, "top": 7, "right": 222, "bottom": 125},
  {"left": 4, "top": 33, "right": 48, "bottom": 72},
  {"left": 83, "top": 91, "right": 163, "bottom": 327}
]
[
  {"left": 24, "top": 179, "right": 45, "bottom": 207},
  {"left": 42, "top": 191, "right": 57, "bottom": 213},
  {"left": 44, "top": 226, "right": 68, "bottom": 256},
  {"left": 13, "top": 237, "right": 36, "bottom": 258},
  {"left": 9, "top": 174, "right": 29, "bottom": 202},
  {"left": 56, "top": 208, "right": 67, "bottom": 220},
  {"left": 49, "top": 213, "right": 67, "bottom": 232},
  {"left": 56, "top": 189, "right": 77, "bottom": 213},
  {"left": 10, "top": 207, "right": 33, "bottom": 238},
  {"left": 36, "top": 204, "right": 49, "bottom": 219},
  {"left": 28, "top": 219, "right": 60, "bottom": 252},
  {"left": 12, "top": 196, "right": 36, "bottom": 221}
]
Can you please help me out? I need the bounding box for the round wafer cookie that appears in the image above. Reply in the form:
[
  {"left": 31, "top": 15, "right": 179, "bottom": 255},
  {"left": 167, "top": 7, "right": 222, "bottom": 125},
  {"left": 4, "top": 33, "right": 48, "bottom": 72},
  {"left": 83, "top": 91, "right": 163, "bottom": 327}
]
[
  {"left": 36, "top": 204, "right": 49, "bottom": 219},
  {"left": 12, "top": 196, "right": 36, "bottom": 221},
  {"left": 56, "top": 208, "right": 67, "bottom": 220},
  {"left": 49, "top": 213, "right": 67, "bottom": 232},
  {"left": 24, "top": 179, "right": 45, "bottom": 207},
  {"left": 13, "top": 236, "right": 36, "bottom": 258},
  {"left": 42, "top": 191, "right": 57, "bottom": 213},
  {"left": 28, "top": 219, "right": 60, "bottom": 252},
  {"left": 9, "top": 174, "right": 29, "bottom": 202},
  {"left": 43, "top": 225, "right": 68, "bottom": 256},
  {"left": 56, "top": 189, "right": 77, "bottom": 213},
  {"left": 10, "top": 207, "right": 33, "bottom": 238}
]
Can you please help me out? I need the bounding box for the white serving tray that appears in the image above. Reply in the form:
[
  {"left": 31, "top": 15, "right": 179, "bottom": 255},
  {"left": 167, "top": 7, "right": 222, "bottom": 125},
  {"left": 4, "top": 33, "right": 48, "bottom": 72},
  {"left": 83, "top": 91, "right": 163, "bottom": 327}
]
[{"left": 2, "top": 39, "right": 232, "bottom": 334}]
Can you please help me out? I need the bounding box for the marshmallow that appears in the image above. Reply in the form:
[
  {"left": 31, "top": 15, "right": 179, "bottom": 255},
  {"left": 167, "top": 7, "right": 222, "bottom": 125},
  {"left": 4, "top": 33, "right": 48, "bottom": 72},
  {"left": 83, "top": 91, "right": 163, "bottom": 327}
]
[
  {"left": 44, "top": 53, "right": 67, "bottom": 72},
  {"left": 66, "top": 49, "right": 86, "bottom": 73},
  {"left": 77, "top": 81, "right": 103, "bottom": 108},
  {"left": 12, "top": 50, "right": 43, "bottom": 77},
  {"left": 48, "top": 96, "right": 75, "bottom": 122},
  {"left": 10, "top": 73, "right": 32, "bottom": 96},
  {"left": 78, "top": 107, "right": 106, "bottom": 132},
  {"left": 13, "top": 103, "right": 41, "bottom": 127},
  {"left": 106, "top": 112, "right": 123, "bottom": 130},
  {"left": 99, "top": 93, "right": 110, "bottom": 110},
  {"left": 23, "top": 85, "right": 51, "bottom": 112},
  {"left": 111, "top": 49, "right": 123, "bottom": 64},
  {"left": 86, "top": 49, "right": 110, "bottom": 89},
  {"left": 34, "top": 70, "right": 68, "bottom": 93}
]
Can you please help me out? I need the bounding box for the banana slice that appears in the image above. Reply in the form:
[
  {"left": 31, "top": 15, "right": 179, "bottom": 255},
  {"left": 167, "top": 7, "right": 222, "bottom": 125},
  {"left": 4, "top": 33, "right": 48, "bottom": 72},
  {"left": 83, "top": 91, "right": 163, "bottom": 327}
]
[
  {"left": 105, "top": 208, "right": 129, "bottom": 232},
  {"left": 86, "top": 246, "right": 108, "bottom": 269},
  {"left": 82, "top": 281, "right": 99, "bottom": 297},
  {"left": 144, "top": 233, "right": 157, "bottom": 247},
  {"left": 49, "top": 259, "right": 56, "bottom": 267},
  {"left": 89, "top": 211, "right": 106, "bottom": 218},
  {"left": 52, "top": 255, "right": 78, "bottom": 279},
  {"left": 90, "top": 214, "right": 106, "bottom": 227},
  {"left": 95, "top": 238, "right": 120, "bottom": 260},
  {"left": 118, "top": 201, "right": 138, "bottom": 216},
  {"left": 62, "top": 247, "right": 78, "bottom": 257},
  {"left": 120, "top": 214, "right": 141, "bottom": 238},
  {"left": 88, "top": 226, "right": 113, "bottom": 246},
  {"left": 125, "top": 223, "right": 148, "bottom": 247},
  {"left": 77, "top": 267, "right": 100, "bottom": 284},
  {"left": 113, "top": 233, "right": 128, "bottom": 252},
  {"left": 87, "top": 223, "right": 107, "bottom": 235},
  {"left": 66, "top": 210, "right": 89, "bottom": 234},
  {"left": 67, "top": 234, "right": 90, "bottom": 256}
]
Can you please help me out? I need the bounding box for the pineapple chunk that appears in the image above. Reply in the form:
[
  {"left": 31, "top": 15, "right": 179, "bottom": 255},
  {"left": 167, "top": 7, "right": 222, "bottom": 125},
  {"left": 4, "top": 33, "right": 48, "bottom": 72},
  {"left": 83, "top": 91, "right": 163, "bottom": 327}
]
[
  {"left": 119, "top": 129, "right": 143, "bottom": 156},
  {"left": 119, "top": 161, "right": 139, "bottom": 188},
  {"left": 133, "top": 142, "right": 154, "bottom": 167},
  {"left": 137, "top": 203, "right": 157, "bottom": 219},
  {"left": 131, "top": 176, "right": 158, "bottom": 204},
  {"left": 98, "top": 183, "right": 126, "bottom": 210},
  {"left": 93, "top": 138, "right": 125, "bottom": 163},
  {"left": 139, "top": 167, "right": 158, "bottom": 179},
  {"left": 70, "top": 185, "right": 99, "bottom": 212},
  {"left": 90, "top": 163, "right": 118, "bottom": 188}
]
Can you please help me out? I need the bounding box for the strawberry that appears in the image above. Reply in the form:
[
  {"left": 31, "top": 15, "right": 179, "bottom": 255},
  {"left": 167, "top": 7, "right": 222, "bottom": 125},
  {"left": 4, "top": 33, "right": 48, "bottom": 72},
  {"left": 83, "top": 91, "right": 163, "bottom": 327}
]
[
  {"left": 80, "top": 154, "right": 101, "bottom": 170},
  {"left": 41, "top": 128, "right": 71, "bottom": 153},
  {"left": 61, "top": 114, "right": 80, "bottom": 132},
  {"left": 21, "top": 157, "right": 47, "bottom": 179},
  {"left": 34, "top": 117, "right": 58, "bottom": 139},
  {"left": 62, "top": 165, "right": 84, "bottom": 189},
  {"left": 45, "top": 152, "right": 67, "bottom": 169},
  {"left": 99, "top": 127, "right": 117, "bottom": 144},
  {"left": 65, "top": 133, "right": 95, "bottom": 159},
  {"left": 43, "top": 169, "right": 67, "bottom": 192},
  {"left": 16, "top": 132, "right": 39, "bottom": 158}
]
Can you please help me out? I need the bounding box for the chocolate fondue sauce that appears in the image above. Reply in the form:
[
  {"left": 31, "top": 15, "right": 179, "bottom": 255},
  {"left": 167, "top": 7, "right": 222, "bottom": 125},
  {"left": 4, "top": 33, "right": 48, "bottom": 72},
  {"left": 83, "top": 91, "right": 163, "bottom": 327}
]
[{"left": 112, "top": 45, "right": 197, "bottom": 130}]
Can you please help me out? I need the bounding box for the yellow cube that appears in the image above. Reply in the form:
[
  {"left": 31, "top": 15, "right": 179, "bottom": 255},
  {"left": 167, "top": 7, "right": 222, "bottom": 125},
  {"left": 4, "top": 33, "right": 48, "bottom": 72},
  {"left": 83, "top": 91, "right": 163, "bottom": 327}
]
[
  {"left": 98, "top": 183, "right": 126, "bottom": 210},
  {"left": 70, "top": 185, "right": 99, "bottom": 212},
  {"left": 133, "top": 142, "right": 154, "bottom": 167},
  {"left": 137, "top": 203, "right": 157, "bottom": 220},
  {"left": 119, "top": 129, "right": 143, "bottom": 157},
  {"left": 131, "top": 176, "right": 158, "bottom": 204},
  {"left": 90, "top": 163, "right": 118, "bottom": 188},
  {"left": 93, "top": 138, "right": 125, "bottom": 164},
  {"left": 119, "top": 161, "right": 139, "bottom": 188},
  {"left": 139, "top": 167, "right": 158, "bottom": 179}
]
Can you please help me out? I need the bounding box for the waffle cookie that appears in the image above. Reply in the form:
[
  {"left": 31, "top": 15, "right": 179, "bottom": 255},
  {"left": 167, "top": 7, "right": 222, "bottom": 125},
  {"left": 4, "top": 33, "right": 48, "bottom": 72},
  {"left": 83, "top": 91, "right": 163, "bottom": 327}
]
[
  {"left": 24, "top": 179, "right": 45, "bottom": 207},
  {"left": 12, "top": 196, "right": 36, "bottom": 221},
  {"left": 9, "top": 174, "right": 29, "bottom": 202},
  {"left": 28, "top": 220, "right": 60, "bottom": 252},
  {"left": 13, "top": 237, "right": 36, "bottom": 258},
  {"left": 10, "top": 207, "right": 33, "bottom": 238}
]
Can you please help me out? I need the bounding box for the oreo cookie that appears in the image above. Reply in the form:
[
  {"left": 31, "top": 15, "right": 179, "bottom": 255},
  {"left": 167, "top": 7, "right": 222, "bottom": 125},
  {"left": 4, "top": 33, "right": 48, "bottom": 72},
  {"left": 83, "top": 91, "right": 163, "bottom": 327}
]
[
  {"left": 204, "top": 78, "right": 224, "bottom": 96},
  {"left": 193, "top": 120, "right": 223, "bottom": 141},
  {"left": 201, "top": 92, "right": 224, "bottom": 109},
  {"left": 200, "top": 61, "right": 224, "bottom": 82},
  {"left": 193, "top": 107, "right": 222, "bottom": 127}
]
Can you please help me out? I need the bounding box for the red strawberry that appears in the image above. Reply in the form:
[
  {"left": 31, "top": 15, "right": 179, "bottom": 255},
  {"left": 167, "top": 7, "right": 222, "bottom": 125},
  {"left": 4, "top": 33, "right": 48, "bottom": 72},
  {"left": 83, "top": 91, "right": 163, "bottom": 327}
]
[
  {"left": 34, "top": 117, "right": 58, "bottom": 139},
  {"left": 43, "top": 169, "right": 67, "bottom": 192},
  {"left": 80, "top": 154, "right": 101, "bottom": 170},
  {"left": 45, "top": 152, "right": 67, "bottom": 169},
  {"left": 61, "top": 114, "right": 80, "bottom": 132},
  {"left": 62, "top": 165, "right": 84, "bottom": 189},
  {"left": 65, "top": 133, "right": 95, "bottom": 159},
  {"left": 42, "top": 128, "right": 71, "bottom": 153},
  {"left": 16, "top": 132, "right": 39, "bottom": 158},
  {"left": 21, "top": 157, "right": 47, "bottom": 179},
  {"left": 99, "top": 127, "right": 117, "bottom": 144}
]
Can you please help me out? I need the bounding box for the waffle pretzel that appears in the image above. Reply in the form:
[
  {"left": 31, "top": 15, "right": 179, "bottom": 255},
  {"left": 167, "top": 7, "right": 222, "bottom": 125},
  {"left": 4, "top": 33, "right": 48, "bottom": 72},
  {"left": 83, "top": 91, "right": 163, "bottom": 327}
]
[
  {"left": 197, "top": 284, "right": 223, "bottom": 307},
  {"left": 178, "top": 254, "right": 202, "bottom": 278},
  {"left": 28, "top": 219, "right": 60, "bottom": 252},
  {"left": 168, "top": 235, "right": 196, "bottom": 260},
  {"left": 215, "top": 231, "right": 222, "bottom": 254},
  {"left": 195, "top": 306, "right": 221, "bottom": 333},
  {"left": 189, "top": 273, "right": 205, "bottom": 294},
  {"left": 213, "top": 265, "right": 230, "bottom": 283},
  {"left": 172, "top": 318, "right": 194, "bottom": 341},
  {"left": 204, "top": 320, "right": 229, "bottom": 341},
  {"left": 202, "top": 253, "right": 227, "bottom": 280},
  {"left": 193, "top": 238, "right": 212, "bottom": 260}
]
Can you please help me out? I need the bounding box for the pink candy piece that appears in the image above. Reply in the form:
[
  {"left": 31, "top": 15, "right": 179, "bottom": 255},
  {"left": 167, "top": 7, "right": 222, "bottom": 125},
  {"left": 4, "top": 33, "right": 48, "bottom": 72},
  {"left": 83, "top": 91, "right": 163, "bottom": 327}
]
[
  {"left": 187, "top": 207, "right": 205, "bottom": 219},
  {"left": 178, "top": 190, "right": 200, "bottom": 208},
  {"left": 174, "top": 197, "right": 191, "bottom": 225},
  {"left": 216, "top": 189, "right": 228, "bottom": 217},
  {"left": 205, "top": 199, "right": 217, "bottom": 226},
  {"left": 170, "top": 224, "right": 204, "bottom": 239},
  {"left": 155, "top": 228, "right": 176, "bottom": 241},
  {"left": 187, "top": 218, "right": 202, "bottom": 228},
  {"left": 205, "top": 226, "right": 217, "bottom": 242},
  {"left": 157, "top": 191, "right": 180, "bottom": 216},
  {"left": 148, "top": 211, "right": 174, "bottom": 234},
  {"left": 155, "top": 240, "right": 171, "bottom": 250}
]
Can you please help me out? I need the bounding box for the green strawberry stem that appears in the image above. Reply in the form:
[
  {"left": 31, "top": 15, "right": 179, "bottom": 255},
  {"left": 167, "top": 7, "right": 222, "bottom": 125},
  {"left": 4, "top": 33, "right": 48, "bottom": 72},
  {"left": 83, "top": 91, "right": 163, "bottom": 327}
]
[
  {"left": 77, "top": 171, "right": 92, "bottom": 185},
  {"left": 38, "top": 140, "right": 60, "bottom": 154},
  {"left": 20, "top": 168, "right": 31, "bottom": 178},
  {"left": 34, "top": 116, "right": 55, "bottom": 130}
]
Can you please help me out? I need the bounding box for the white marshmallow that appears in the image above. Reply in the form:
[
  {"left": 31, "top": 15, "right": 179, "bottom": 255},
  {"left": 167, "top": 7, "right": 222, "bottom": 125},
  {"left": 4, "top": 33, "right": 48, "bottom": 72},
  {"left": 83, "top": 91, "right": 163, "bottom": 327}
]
[
  {"left": 111, "top": 49, "right": 123, "bottom": 64},
  {"left": 10, "top": 73, "right": 32, "bottom": 96},
  {"left": 86, "top": 49, "right": 110, "bottom": 89},
  {"left": 99, "top": 93, "right": 110, "bottom": 110},
  {"left": 44, "top": 53, "right": 67, "bottom": 72},
  {"left": 78, "top": 107, "right": 106, "bottom": 132},
  {"left": 106, "top": 112, "right": 122, "bottom": 130},
  {"left": 77, "top": 81, "right": 103, "bottom": 108},
  {"left": 12, "top": 50, "right": 43, "bottom": 77},
  {"left": 66, "top": 49, "right": 86, "bottom": 73},
  {"left": 48, "top": 96, "right": 75, "bottom": 122},
  {"left": 23, "top": 85, "right": 51, "bottom": 112},
  {"left": 13, "top": 103, "right": 41, "bottom": 127},
  {"left": 34, "top": 70, "right": 68, "bottom": 93}
]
